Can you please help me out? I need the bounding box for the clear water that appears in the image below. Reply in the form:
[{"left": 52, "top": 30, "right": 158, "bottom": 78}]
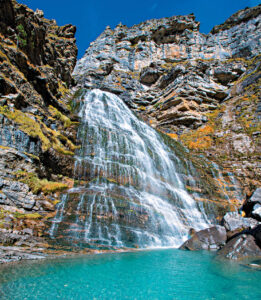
[{"left": 0, "top": 250, "right": 261, "bottom": 300}]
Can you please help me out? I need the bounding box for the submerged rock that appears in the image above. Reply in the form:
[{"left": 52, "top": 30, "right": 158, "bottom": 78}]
[{"left": 179, "top": 226, "right": 227, "bottom": 251}]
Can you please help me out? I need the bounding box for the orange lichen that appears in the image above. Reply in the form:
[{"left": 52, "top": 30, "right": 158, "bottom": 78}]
[
  {"left": 188, "top": 136, "right": 213, "bottom": 150},
  {"left": 14, "top": 171, "right": 69, "bottom": 194},
  {"left": 180, "top": 125, "right": 214, "bottom": 150},
  {"left": 166, "top": 133, "right": 178, "bottom": 140},
  {"left": 198, "top": 125, "right": 214, "bottom": 135},
  {"left": 41, "top": 182, "right": 68, "bottom": 194}
]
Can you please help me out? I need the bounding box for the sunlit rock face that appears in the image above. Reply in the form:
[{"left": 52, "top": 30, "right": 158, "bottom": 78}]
[
  {"left": 49, "top": 89, "right": 244, "bottom": 250},
  {"left": 75, "top": 7, "right": 260, "bottom": 77},
  {"left": 73, "top": 5, "right": 260, "bottom": 131},
  {"left": 0, "top": 0, "right": 79, "bottom": 256},
  {"left": 73, "top": 5, "right": 261, "bottom": 194}
]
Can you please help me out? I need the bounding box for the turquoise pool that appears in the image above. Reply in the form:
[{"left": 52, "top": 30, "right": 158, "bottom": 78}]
[{"left": 0, "top": 249, "right": 260, "bottom": 299}]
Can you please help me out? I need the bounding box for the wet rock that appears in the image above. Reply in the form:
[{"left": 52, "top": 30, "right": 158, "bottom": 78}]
[
  {"left": 249, "top": 188, "right": 261, "bottom": 204},
  {"left": 179, "top": 226, "right": 227, "bottom": 250},
  {"left": 222, "top": 212, "right": 259, "bottom": 232},
  {"left": 252, "top": 204, "right": 261, "bottom": 220},
  {"left": 242, "top": 188, "right": 261, "bottom": 217},
  {"left": 0, "top": 246, "right": 46, "bottom": 264},
  {"left": 250, "top": 224, "right": 261, "bottom": 247},
  {"left": 218, "top": 234, "right": 261, "bottom": 260}
]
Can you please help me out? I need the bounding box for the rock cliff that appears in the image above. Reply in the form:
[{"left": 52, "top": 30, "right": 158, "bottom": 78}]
[
  {"left": 0, "top": 0, "right": 261, "bottom": 262},
  {"left": 0, "top": 0, "right": 79, "bottom": 262},
  {"left": 74, "top": 5, "right": 261, "bottom": 195}
]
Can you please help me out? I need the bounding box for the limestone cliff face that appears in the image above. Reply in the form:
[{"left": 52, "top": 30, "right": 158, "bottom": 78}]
[
  {"left": 0, "top": 1, "right": 260, "bottom": 261},
  {"left": 0, "top": 0, "right": 78, "bottom": 260},
  {"left": 74, "top": 5, "right": 261, "bottom": 195}
]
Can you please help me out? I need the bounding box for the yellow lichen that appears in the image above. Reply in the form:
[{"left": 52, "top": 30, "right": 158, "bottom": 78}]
[
  {"left": 49, "top": 105, "right": 72, "bottom": 128},
  {"left": 138, "top": 106, "right": 146, "bottom": 111},
  {"left": 0, "top": 106, "right": 78, "bottom": 155},
  {"left": 57, "top": 80, "right": 69, "bottom": 96},
  {"left": 188, "top": 136, "right": 213, "bottom": 150},
  {"left": 15, "top": 212, "right": 42, "bottom": 219},
  {"left": 0, "top": 106, "right": 51, "bottom": 151},
  {"left": 166, "top": 133, "right": 178, "bottom": 140},
  {"left": 14, "top": 171, "right": 69, "bottom": 194},
  {"left": 0, "top": 145, "right": 11, "bottom": 150}
]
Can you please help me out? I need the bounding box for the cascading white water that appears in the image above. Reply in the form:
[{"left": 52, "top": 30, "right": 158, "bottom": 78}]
[{"left": 50, "top": 89, "right": 213, "bottom": 249}]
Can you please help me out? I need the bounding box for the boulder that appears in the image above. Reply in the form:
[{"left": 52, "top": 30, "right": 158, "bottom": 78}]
[
  {"left": 250, "top": 225, "right": 261, "bottom": 247},
  {"left": 249, "top": 188, "right": 261, "bottom": 204},
  {"left": 242, "top": 188, "right": 261, "bottom": 218},
  {"left": 179, "top": 226, "right": 227, "bottom": 251},
  {"left": 252, "top": 204, "right": 261, "bottom": 221},
  {"left": 218, "top": 234, "right": 261, "bottom": 260},
  {"left": 222, "top": 212, "right": 259, "bottom": 232}
]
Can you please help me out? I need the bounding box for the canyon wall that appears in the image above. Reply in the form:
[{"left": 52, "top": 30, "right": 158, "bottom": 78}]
[
  {"left": 0, "top": 0, "right": 260, "bottom": 261},
  {"left": 74, "top": 5, "right": 261, "bottom": 195},
  {"left": 0, "top": 0, "right": 79, "bottom": 261}
]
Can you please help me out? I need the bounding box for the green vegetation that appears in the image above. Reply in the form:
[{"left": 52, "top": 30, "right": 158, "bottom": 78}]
[
  {"left": 153, "top": 102, "right": 161, "bottom": 109},
  {"left": 14, "top": 212, "right": 42, "bottom": 219},
  {"left": 16, "top": 24, "right": 27, "bottom": 47},
  {"left": 49, "top": 105, "right": 72, "bottom": 128},
  {"left": 236, "top": 95, "right": 261, "bottom": 135},
  {"left": 0, "top": 208, "right": 43, "bottom": 224},
  {"left": 14, "top": 171, "right": 69, "bottom": 194},
  {"left": 0, "top": 106, "right": 51, "bottom": 151},
  {"left": 57, "top": 80, "right": 69, "bottom": 97},
  {"left": 0, "top": 106, "right": 78, "bottom": 155}
]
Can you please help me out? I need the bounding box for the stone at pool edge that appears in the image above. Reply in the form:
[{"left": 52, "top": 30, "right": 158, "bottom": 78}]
[
  {"left": 222, "top": 211, "right": 259, "bottom": 232},
  {"left": 242, "top": 188, "right": 261, "bottom": 217},
  {"left": 217, "top": 234, "right": 261, "bottom": 260},
  {"left": 249, "top": 188, "right": 261, "bottom": 204},
  {"left": 252, "top": 204, "right": 261, "bottom": 220},
  {"left": 216, "top": 225, "right": 261, "bottom": 260},
  {"left": 179, "top": 226, "right": 227, "bottom": 251}
]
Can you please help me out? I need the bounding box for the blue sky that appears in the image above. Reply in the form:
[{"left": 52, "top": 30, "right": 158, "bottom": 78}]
[{"left": 20, "top": 0, "right": 260, "bottom": 58}]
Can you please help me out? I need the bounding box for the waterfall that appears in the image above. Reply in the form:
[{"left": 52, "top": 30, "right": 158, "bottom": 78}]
[{"left": 49, "top": 89, "right": 218, "bottom": 249}]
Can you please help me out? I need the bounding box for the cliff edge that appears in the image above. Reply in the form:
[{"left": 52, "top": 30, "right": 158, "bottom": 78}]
[{"left": 0, "top": 0, "right": 79, "bottom": 262}]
